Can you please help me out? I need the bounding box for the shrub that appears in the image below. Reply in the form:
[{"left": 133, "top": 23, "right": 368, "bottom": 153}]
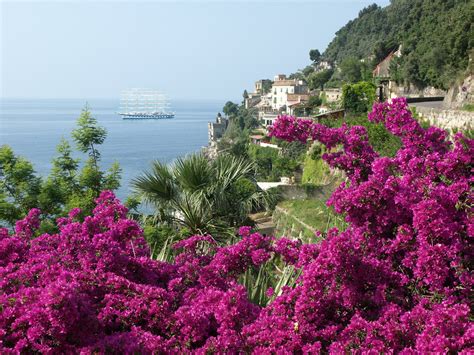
[
  {"left": 342, "top": 81, "right": 376, "bottom": 114},
  {"left": 1, "top": 98, "right": 472, "bottom": 352}
]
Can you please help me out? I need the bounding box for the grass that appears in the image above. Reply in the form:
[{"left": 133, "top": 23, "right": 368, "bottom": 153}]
[
  {"left": 462, "top": 103, "right": 474, "bottom": 112},
  {"left": 302, "top": 156, "right": 331, "bottom": 185},
  {"left": 275, "top": 199, "right": 346, "bottom": 242}
]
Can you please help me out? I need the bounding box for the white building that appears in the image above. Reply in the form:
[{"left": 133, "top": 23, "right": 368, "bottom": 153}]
[
  {"left": 271, "top": 74, "right": 308, "bottom": 110},
  {"left": 261, "top": 113, "right": 279, "bottom": 127}
]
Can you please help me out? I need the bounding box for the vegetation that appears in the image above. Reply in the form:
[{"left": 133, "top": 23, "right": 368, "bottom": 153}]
[
  {"left": 2, "top": 99, "right": 472, "bottom": 352},
  {"left": 323, "top": 0, "right": 473, "bottom": 89},
  {"left": 301, "top": 155, "right": 331, "bottom": 185},
  {"left": 0, "top": 106, "right": 120, "bottom": 230},
  {"left": 276, "top": 199, "right": 345, "bottom": 240},
  {"left": 342, "top": 81, "right": 377, "bottom": 114},
  {"left": 307, "top": 69, "right": 333, "bottom": 90},
  {"left": 132, "top": 153, "right": 266, "bottom": 240}
]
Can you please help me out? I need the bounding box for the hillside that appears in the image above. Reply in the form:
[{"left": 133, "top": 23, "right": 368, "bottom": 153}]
[{"left": 323, "top": 0, "right": 473, "bottom": 89}]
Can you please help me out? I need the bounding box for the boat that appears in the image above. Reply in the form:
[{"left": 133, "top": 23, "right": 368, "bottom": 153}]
[{"left": 118, "top": 88, "right": 175, "bottom": 119}]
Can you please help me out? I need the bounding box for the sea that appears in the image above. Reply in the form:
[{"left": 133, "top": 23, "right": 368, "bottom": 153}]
[{"left": 0, "top": 98, "right": 224, "bottom": 201}]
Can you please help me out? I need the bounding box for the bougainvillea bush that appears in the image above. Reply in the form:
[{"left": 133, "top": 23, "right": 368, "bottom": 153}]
[{"left": 1, "top": 98, "right": 473, "bottom": 353}]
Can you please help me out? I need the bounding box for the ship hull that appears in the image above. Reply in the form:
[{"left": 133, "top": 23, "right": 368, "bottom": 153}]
[{"left": 119, "top": 113, "right": 175, "bottom": 119}]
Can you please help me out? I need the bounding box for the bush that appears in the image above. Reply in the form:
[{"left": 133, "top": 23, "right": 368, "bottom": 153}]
[
  {"left": 1, "top": 98, "right": 472, "bottom": 352},
  {"left": 342, "top": 81, "right": 376, "bottom": 114}
]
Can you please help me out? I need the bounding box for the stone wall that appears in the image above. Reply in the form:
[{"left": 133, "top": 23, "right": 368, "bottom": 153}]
[
  {"left": 414, "top": 106, "right": 474, "bottom": 131},
  {"left": 443, "top": 74, "right": 473, "bottom": 109},
  {"left": 388, "top": 81, "right": 446, "bottom": 99}
]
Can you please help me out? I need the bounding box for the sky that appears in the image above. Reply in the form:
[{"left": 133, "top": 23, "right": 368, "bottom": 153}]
[{"left": 1, "top": 0, "right": 390, "bottom": 101}]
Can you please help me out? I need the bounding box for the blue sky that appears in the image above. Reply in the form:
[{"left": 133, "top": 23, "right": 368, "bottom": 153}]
[{"left": 1, "top": 0, "right": 390, "bottom": 101}]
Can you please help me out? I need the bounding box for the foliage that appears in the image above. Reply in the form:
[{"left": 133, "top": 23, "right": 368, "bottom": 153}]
[
  {"left": 71, "top": 106, "right": 107, "bottom": 168},
  {"left": 276, "top": 199, "right": 345, "bottom": 239},
  {"left": 462, "top": 103, "right": 474, "bottom": 112},
  {"left": 323, "top": 0, "right": 473, "bottom": 89},
  {"left": 309, "top": 49, "right": 321, "bottom": 64},
  {"left": 260, "top": 80, "right": 273, "bottom": 94},
  {"left": 132, "top": 153, "right": 265, "bottom": 239},
  {"left": 0, "top": 106, "right": 120, "bottom": 228},
  {"left": 339, "top": 57, "right": 367, "bottom": 83},
  {"left": 301, "top": 155, "right": 330, "bottom": 185},
  {"left": 263, "top": 97, "right": 473, "bottom": 351},
  {"left": 247, "top": 145, "right": 279, "bottom": 181},
  {"left": 222, "top": 101, "right": 239, "bottom": 117},
  {"left": 277, "top": 140, "right": 307, "bottom": 161},
  {"left": 307, "top": 69, "right": 333, "bottom": 90},
  {"left": 0, "top": 146, "right": 42, "bottom": 225},
  {"left": 2, "top": 98, "right": 472, "bottom": 352},
  {"left": 342, "top": 81, "right": 376, "bottom": 114},
  {"left": 247, "top": 145, "right": 299, "bottom": 182}
]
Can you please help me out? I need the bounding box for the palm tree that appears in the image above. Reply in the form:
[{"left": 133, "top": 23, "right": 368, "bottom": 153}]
[{"left": 132, "top": 153, "right": 268, "bottom": 241}]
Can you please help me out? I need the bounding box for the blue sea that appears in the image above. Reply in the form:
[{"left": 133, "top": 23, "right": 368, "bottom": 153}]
[{"left": 0, "top": 98, "right": 223, "bottom": 200}]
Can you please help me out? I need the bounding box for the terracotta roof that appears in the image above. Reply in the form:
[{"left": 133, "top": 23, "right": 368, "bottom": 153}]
[{"left": 373, "top": 52, "right": 395, "bottom": 77}]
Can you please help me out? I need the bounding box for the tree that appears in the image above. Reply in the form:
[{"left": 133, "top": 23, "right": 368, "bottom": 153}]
[
  {"left": 309, "top": 49, "right": 321, "bottom": 64},
  {"left": 322, "top": 0, "right": 473, "bottom": 89},
  {"left": 261, "top": 80, "right": 273, "bottom": 94},
  {"left": 71, "top": 105, "right": 107, "bottom": 168},
  {"left": 0, "top": 145, "right": 41, "bottom": 226},
  {"left": 0, "top": 106, "right": 121, "bottom": 227},
  {"left": 308, "top": 69, "right": 334, "bottom": 90},
  {"left": 223, "top": 101, "right": 239, "bottom": 117},
  {"left": 339, "top": 57, "right": 363, "bottom": 83},
  {"left": 243, "top": 90, "right": 249, "bottom": 99},
  {"left": 133, "top": 153, "right": 266, "bottom": 240},
  {"left": 342, "top": 81, "right": 376, "bottom": 114}
]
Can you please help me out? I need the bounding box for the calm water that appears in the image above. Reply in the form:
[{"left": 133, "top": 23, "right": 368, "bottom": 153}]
[{"left": 0, "top": 98, "right": 223, "bottom": 200}]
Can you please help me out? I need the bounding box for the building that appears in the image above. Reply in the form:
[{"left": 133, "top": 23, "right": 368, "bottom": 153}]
[
  {"left": 208, "top": 114, "right": 228, "bottom": 143},
  {"left": 244, "top": 93, "right": 261, "bottom": 109},
  {"left": 314, "top": 108, "right": 345, "bottom": 121},
  {"left": 322, "top": 88, "right": 342, "bottom": 103},
  {"left": 287, "top": 94, "right": 310, "bottom": 116},
  {"left": 257, "top": 93, "right": 274, "bottom": 120},
  {"left": 318, "top": 105, "right": 330, "bottom": 114},
  {"left": 261, "top": 113, "right": 279, "bottom": 127},
  {"left": 254, "top": 79, "right": 272, "bottom": 95},
  {"left": 250, "top": 134, "right": 265, "bottom": 145},
  {"left": 316, "top": 60, "right": 333, "bottom": 72},
  {"left": 271, "top": 74, "right": 308, "bottom": 110}
]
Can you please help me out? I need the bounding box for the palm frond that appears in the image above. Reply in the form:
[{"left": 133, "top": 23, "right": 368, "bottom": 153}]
[
  {"left": 131, "top": 160, "right": 177, "bottom": 207},
  {"left": 213, "top": 154, "right": 256, "bottom": 189},
  {"left": 173, "top": 154, "right": 212, "bottom": 192}
]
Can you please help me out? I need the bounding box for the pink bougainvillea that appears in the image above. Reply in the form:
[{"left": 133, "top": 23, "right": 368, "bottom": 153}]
[{"left": 1, "top": 98, "right": 473, "bottom": 353}]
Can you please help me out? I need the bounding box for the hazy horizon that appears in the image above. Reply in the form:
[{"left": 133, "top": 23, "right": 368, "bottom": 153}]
[{"left": 1, "top": 0, "right": 390, "bottom": 101}]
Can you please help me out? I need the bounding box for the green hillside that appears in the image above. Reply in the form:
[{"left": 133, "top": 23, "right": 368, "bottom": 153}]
[{"left": 323, "top": 0, "right": 473, "bottom": 89}]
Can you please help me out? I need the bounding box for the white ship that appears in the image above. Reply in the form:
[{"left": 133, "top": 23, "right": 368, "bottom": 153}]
[{"left": 119, "top": 88, "right": 175, "bottom": 119}]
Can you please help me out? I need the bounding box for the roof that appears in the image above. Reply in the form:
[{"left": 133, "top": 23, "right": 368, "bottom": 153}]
[
  {"left": 273, "top": 80, "right": 303, "bottom": 87},
  {"left": 373, "top": 51, "right": 395, "bottom": 77},
  {"left": 288, "top": 102, "right": 306, "bottom": 107},
  {"left": 287, "top": 94, "right": 310, "bottom": 101},
  {"left": 314, "top": 109, "right": 345, "bottom": 117}
]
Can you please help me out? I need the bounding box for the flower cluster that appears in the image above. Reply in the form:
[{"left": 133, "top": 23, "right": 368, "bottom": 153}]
[
  {"left": 0, "top": 193, "right": 274, "bottom": 353},
  {"left": 260, "top": 98, "right": 473, "bottom": 352},
  {"left": 1, "top": 98, "right": 472, "bottom": 352}
]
